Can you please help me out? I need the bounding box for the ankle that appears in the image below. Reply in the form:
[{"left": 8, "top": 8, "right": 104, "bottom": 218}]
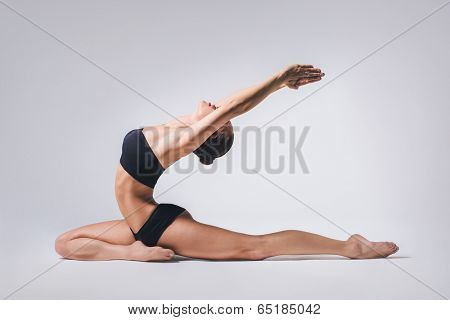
[
  {"left": 122, "top": 244, "right": 136, "bottom": 260},
  {"left": 343, "top": 238, "right": 362, "bottom": 259}
]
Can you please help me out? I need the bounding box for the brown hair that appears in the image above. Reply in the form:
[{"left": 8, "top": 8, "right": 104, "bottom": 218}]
[{"left": 193, "top": 131, "right": 234, "bottom": 165}]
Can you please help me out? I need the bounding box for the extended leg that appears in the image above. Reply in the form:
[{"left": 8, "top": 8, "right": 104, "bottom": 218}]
[
  {"left": 261, "top": 231, "right": 398, "bottom": 259},
  {"left": 159, "top": 212, "right": 399, "bottom": 260}
]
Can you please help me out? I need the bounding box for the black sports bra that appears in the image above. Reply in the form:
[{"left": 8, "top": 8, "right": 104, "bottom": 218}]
[{"left": 119, "top": 128, "right": 165, "bottom": 188}]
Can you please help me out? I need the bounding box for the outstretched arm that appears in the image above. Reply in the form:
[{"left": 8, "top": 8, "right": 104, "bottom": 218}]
[
  {"left": 212, "top": 72, "right": 284, "bottom": 118},
  {"left": 178, "top": 64, "right": 323, "bottom": 156},
  {"left": 214, "top": 64, "right": 323, "bottom": 118}
]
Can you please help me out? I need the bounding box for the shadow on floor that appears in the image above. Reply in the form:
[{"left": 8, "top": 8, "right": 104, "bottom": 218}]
[{"left": 169, "top": 255, "right": 410, "bottom": 263}]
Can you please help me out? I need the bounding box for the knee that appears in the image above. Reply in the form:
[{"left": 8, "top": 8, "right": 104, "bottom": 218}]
[
  {"left": 54, "top": 232, "right": 72, "bottom": 257},
  {"left": 240, "top": 236, "right": 270, "bottom": 261}
]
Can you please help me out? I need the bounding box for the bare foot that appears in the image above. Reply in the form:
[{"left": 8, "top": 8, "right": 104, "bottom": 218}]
[
  {"left": 127, "top": 241, "right": 175, "bottom": 262},
  {"left": 346, "top": 234, "right": 399, "bottom": 259}
]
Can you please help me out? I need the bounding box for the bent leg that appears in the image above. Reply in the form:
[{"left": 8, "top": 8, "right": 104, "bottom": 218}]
[
  {"left": 55, "top": 219, "right": 174, "bottom": 261},
  {"left": 159, "top": 212, "right": 399, "bottom": 260}
]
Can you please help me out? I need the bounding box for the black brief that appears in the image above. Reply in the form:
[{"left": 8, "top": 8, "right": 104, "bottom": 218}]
[{"left": 131, "top": 203, "right": 186, "bottom": 247}]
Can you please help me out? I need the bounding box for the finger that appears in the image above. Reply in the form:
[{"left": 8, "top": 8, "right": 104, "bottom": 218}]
[
  {"left": 297, "top": 73, "right": 323, "bottom": 79},
  {"left": 309, "top": 73, "right": 325, "bottom": 78},
  {"left": 289, "top": 78, "right": 317, "bottom": 88},
  {"left": 300, "top": 64, "right": 314, "bottom": 68},
  {"left": 288, "top": 74, "right": 321, "bottom": 85},
  {"left": 305, "top": 77, "right": 322, "bottom": 84},
  {"left": 304, "top": 68, "right": 322, "bottom": 74},
  {"left": 296, "top": 77, "right": 321, "bottom": 86},
  {"left": 296, "top": 75, "right": 322, "bottom": 83}
]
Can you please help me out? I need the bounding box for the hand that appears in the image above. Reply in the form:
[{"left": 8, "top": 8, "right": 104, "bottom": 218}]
[{"left": 278, "top": 64, "right": 325, "bottom": 90}]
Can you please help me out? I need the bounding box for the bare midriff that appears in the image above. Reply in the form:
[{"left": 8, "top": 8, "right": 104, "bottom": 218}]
[{"left": 114, "top": 164, "right": 158, "bottom": 234}]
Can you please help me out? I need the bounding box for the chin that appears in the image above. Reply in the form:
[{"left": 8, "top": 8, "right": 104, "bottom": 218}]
[{"left": 195, "top": 105, "right": 214, "bottom": 120}]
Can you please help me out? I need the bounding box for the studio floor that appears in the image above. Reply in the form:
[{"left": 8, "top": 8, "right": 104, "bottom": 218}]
[{"left": 2, "top": 246, "right": 448, "bottom": 299}]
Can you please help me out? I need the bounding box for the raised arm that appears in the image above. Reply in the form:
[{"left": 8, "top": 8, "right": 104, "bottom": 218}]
[
  {"left": 178, "top": 64, "right": 323, "bottom": 156},
  {"left": 215, "top": 64, "right": 323, "bottom": 118},
  {"left": 213, "top": 72, "right": 285, "bottom": 118},
  {"left": 191, "top": 65, "right": 322, "bottom": 133}
]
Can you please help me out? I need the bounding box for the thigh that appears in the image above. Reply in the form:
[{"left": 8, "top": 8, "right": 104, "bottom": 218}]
[
  {"left": 157, "top": 211, "right": 258, "bottom": 260},
  {"left": 58, "top": 219, "right": 135, "bottom": 245}
]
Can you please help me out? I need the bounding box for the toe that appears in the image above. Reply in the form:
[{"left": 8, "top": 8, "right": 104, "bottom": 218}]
[
  {"left": 164, "top": 249, "right": 175, "bottom": 259},
  {"left": 389, "top": 244, "right": 399, "bottom": 255}
]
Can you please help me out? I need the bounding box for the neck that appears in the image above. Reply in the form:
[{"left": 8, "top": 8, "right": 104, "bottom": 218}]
[{"left": 166, "top": 113, "right": 196, "bottom": 128}]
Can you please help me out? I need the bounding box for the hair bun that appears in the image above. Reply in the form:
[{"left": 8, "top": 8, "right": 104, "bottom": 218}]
[
  {"left": 199, "top": 154, "right": 214, "bottom": 165},
  {"left": 193, "top": 130, "right": 234, "bottom": 166}
]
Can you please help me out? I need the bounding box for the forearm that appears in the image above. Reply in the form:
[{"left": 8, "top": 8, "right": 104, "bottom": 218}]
[
  {"left": 213, "top": 64, "right": 323, "bottom": 119},
  {"left": 215, "top": 72, "right": 284, "bottom": 118}
]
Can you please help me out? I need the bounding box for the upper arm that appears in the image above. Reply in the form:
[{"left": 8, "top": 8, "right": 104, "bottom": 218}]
[
  {"left": 177, "top": 106, "right": 235, "bottom": 156},
  {"left": 173, "top": 73, "right": 281, "bottom": 159}
]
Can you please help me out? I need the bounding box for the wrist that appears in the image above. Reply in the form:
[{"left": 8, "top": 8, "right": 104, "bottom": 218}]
[{"left": 271, "top": 72, "right": 286, "bottom": 90}]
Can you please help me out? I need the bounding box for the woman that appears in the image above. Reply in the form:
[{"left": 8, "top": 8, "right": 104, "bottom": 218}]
[{"left": 55, "top": 64, "right": 399, "bottom": 262}]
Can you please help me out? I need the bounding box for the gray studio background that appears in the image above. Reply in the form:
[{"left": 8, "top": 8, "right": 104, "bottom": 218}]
[{"left": 0, "top": 0, "right": 449, "bottom": 299}]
